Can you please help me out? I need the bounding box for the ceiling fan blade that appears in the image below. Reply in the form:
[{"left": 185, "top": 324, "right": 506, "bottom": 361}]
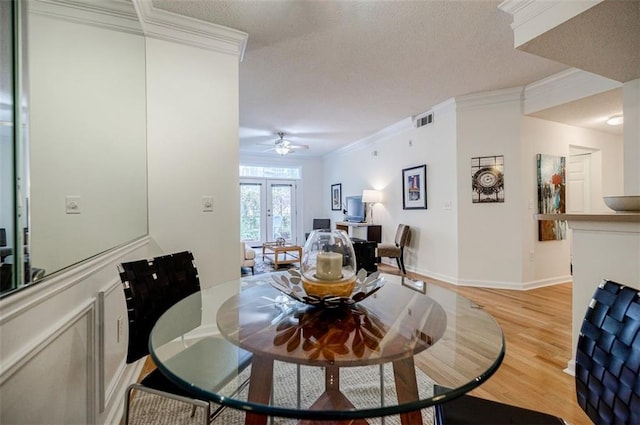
[{"left": 288, "top": 144, "right": 309, "bottom": 150}]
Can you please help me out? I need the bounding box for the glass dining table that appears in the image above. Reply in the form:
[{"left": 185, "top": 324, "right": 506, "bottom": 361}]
[{"left": 149, "top": 272, "right": 505, "bottom": 424}]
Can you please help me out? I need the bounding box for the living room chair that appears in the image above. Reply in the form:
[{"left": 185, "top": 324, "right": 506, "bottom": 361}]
[
  {"left": 241, "top": 241, "right": 256, "bottom": 275},
  {"left": 119, "top": 251, "right": 252, "bottom": 425},
  {"left": 376, "top": 224, "right": 410, "bottom": 274},
  {"left": 434, "top": 279, "right": 640, "bottom": 425}
]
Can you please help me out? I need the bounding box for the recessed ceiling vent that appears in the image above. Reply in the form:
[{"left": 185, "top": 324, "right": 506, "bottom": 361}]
[{"left": 414, "top": 112, "right": 434, "bottom": 128}]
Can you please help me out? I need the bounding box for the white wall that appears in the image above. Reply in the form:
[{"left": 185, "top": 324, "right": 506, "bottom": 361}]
[
  {"left": 146, "top": 38, "right": 241, "bottom": 285},
  {"left": 324, "top": 103, "right": 459, "bottom": 283},
  {"left": 623, "top": 78, "right": 640, "bottom": 195},
  {"left": 456, "top": 89, "right": 526, "bottom": 287},
  {"left": 323, "top": 88, "right": 624, "bottom": 289},
  {"left": 522, "top": 116, "right": 624, "bottom": 283}
]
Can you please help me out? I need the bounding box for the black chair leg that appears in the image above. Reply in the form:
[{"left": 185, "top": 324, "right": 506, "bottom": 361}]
[{"left": 398, "top": 256, "right": 407, "bottom": 274}]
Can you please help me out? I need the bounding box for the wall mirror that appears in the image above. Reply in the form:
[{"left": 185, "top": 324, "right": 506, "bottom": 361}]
[{"left": 1, "top": 0, "right": 148, "bottom": 296}]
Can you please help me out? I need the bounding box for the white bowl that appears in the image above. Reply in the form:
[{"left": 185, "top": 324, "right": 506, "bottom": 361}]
[{"left": 603, "top": 195, "right": 640, "bottom": 212}]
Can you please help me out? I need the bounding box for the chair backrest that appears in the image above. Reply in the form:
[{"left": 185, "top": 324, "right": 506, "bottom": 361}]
[
  {"left": 312, "top": 218, "right": 331, "bottom": 230},
  {"left": 394, "top": 224, "right": 411, "bottom": 247},
  {"left": 119, "top": 251, "right": 201, "bottom": 363},
  {"left": 575, "top": 279, "right": 640, "bottom": 425}
]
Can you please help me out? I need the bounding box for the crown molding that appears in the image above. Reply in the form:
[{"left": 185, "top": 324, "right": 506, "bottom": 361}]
[
  {"left": 329, "top": 117, "right": 415, "bottom": 157},
  {"left": 498, "top": 0, "right": 602, "bottom": 47},
  {"left": 328, "top": 97, "right": 458, "bottom": 158},
  {"left": 131, "top": 0, "right": 248, "bottom": 60},
  {"left": 455, "top": 86, "right": 524, "bottom": 111},
  {"left": 523, "top": 68, "right": 621, "bottom": 115},
  {"left": 29, "top": 0, "right": 143, "bottom": 35}
]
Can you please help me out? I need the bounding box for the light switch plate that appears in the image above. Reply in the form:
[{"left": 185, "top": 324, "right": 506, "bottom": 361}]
[
  {"left": 202, "top": 196, "right": 213, "bottom": 212},
  {"left": 65, "top": 196, "right": 81, "bottom": 214}
]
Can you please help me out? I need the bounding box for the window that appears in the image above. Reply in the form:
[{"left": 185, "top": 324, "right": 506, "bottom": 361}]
[{"left": 239, "top": 165, "right": 300, "bottom": 179}]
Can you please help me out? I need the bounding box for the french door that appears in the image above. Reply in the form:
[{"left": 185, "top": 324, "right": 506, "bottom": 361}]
[{"left": 240, "top": 179, "right": 298, "bottom": 247}]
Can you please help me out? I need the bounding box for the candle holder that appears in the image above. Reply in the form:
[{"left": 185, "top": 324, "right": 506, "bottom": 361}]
[{"left": 301, "top": 229, "right": 357, "bottom": 298}]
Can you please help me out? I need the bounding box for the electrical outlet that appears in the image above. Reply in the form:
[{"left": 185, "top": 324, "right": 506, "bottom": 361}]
[
  {"left": 444, "top": 200, "right": 452, "bottom": 210},
  {"left": 529, "top": 251, "right": 535, "bottom": 262}
]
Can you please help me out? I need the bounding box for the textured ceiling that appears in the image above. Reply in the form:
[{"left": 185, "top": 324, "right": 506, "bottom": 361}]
[
  {"left": 519, "top": 0, "right": 640, "bottom": 84},
  {"left": 151, "top": 0, "right": 622, "bottom": 157}
]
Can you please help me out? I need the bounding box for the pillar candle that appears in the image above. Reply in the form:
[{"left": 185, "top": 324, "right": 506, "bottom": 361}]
[{"left": 316, "top": 251, "right": 343, "bottom": 280}]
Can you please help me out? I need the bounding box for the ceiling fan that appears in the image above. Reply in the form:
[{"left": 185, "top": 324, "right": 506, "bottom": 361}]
[{"left": 261, "top": 132, "right": 309, "bottom": 156}]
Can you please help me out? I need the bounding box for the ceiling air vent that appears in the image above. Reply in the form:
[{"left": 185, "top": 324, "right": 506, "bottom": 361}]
[{"left": 415, "top": 112, "right": 434, "bottom": 128}]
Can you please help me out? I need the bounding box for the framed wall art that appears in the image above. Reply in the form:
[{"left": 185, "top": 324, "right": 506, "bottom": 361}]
[
  {"left": 536, "top": 154, "right": 567, "bottom": 241},
  {"left": 402, "top": 164, "right": 427, "bottom": 209},
  {"left": 471, "top": 155, "right": 505, "bottom": 203},
  {"left": 331, "top": 183, "right": 342, "bottom": 211}
]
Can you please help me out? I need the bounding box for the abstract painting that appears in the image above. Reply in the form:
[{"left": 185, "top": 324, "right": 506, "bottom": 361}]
[
  {"left": 537, "top": 154, "right": 567, "bottom": 241},
  {"left": 471, "top": 155, "right": 504, "bottom": 203}
]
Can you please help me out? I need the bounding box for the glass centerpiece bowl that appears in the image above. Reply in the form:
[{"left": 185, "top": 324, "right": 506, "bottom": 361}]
[{"left": 301, "top": 229, "right": 357, "bottom": 298}]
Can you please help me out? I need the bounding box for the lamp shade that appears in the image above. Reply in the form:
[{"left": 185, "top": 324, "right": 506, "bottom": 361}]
[
  {"left": 362, "top": 189, "right": 382, "bottom": 203},
  {"left": 606, "top": 114, "right": 623, "bottom": 126}
]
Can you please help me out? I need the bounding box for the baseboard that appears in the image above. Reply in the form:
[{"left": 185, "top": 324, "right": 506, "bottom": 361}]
[{"left": 403, "top": 261, "right": 572, "bottom": 290}]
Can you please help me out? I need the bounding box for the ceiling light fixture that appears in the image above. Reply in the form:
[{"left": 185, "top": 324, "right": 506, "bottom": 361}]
[
  {"left": 606, "top": 114, "right": 624, "bottom": 126},
  {"left": 275, "top": 145, "right": 291, "bottom": 155},
  {"left": 274, "top": 132, "right": 293, "bottom": 155}
]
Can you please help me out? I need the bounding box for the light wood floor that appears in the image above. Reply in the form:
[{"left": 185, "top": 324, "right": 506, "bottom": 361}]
[
  {"left": 377, "top": 263, "right": 592, "bottom": 425},
  {"left": 137, "top": 265, "right": 592, "bottom": 424}
]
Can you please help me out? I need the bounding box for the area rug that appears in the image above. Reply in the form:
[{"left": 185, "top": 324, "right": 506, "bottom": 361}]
[
  {"left": 242, "top": 248, "right": 296, "bottom": 276},
  {"left": 129, "top": 361, "right": 434, "bottom": 424}
]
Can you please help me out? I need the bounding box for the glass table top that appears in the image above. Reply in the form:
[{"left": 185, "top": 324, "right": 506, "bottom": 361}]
[{"left": 149, "top": 272, "right": 505, "bottom": 423}]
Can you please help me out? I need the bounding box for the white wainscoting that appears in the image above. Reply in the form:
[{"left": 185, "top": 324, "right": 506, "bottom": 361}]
[
  {"left": 0, "top": 300, "right": 96, "bottom": 424},
  {"left": 0, "top": 237, "right": 152, "bottom": 425}
]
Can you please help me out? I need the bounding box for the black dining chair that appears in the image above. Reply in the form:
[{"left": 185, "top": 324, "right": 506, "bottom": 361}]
[
  {"left": 119, "top": 251, "right": 252, "bottom": 425},
  {"left": 434, "top": 279, "right": 640, "bottom": 425}
]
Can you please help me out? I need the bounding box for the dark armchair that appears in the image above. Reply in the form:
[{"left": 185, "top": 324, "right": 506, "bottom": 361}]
[{"left": 305, "top": 218, "right": 331, "bottom": 240}]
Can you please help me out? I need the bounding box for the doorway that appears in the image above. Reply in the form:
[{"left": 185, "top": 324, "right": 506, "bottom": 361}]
[{"left": 240, "top": 178, "right": 298, "bottom": 247}]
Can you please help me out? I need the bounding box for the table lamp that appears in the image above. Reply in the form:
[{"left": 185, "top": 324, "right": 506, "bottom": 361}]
[{"left": 362, "top": 189, "right": 382, "bottom": 224}]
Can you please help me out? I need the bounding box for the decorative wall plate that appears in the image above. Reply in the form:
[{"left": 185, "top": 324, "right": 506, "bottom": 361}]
[{"left": 271, "top": 269, "right": 385, "bottom": 308}]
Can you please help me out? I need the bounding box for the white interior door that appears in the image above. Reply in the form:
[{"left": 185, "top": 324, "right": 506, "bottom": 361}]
[
  {"left": 567, "top": 153, "right": 591, "bottom": 213},
  {"left": 240, "top": 179, "right": 297, "bottom": 246}
]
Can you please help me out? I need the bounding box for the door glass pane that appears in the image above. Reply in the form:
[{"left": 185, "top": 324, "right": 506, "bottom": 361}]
[
  {"left": 270, "top": 184, "right": 292, "bottom": 240},
  {"left": 240, "top": 183, "right": 261, "bottom": 243}
]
